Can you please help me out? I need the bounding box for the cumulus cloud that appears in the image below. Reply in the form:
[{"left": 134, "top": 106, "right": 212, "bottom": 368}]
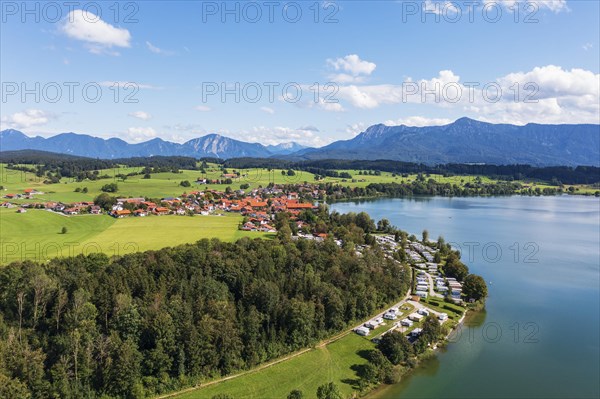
[
  {"left": 1, "top": 109, "right": 53, "bottom": 130},
  {"left": 61, "top": 10, "right": 131, "bottom": 54},
  {"left": 128, "top": 111, "right": 152, "bottom": 120},
  {"left": 384, "top": 116, "right": 454, "bottom": 127},
  {"left": 215, "top": 126, "right": 329, "bottom": 147},
  {"left": 488, "top": 0, "right": 569, "bottom": 13},
  {"left": 332, "top": 65, "right": 599, "bottom": 124},
  {"left": 327, "top": 54, "right": 376, "bottom": 83},
  {"left": 124, "top": 127, "right": 157, "bottom": 142},
  {"left": 260, "top": 106, "right": 275, "bottom": 114}
]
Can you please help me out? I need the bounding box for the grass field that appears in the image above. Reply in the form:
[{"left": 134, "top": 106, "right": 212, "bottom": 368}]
[
  {"left": 174, "top": 333, "right": 376, "bottom": 399},
  {"left": 0, "top": 208, "right": 270, "bottom": 264},
  {"left": 2, "top": 163, "right": 594, "bottom": 206}
]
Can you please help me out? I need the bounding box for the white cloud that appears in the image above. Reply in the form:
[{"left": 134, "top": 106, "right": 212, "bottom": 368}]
[
  {"left": 331, "top": 65, "right": 599, "bottom": 124},
  {"left": 61, "top": 10, "right": 131, "bottom": 54},
  {"left": 128, "top": 111, "right": 152, "bottom": 120},
  {"left": 343, "top": 122, "right": 367, "bottom": 137},
  {"left": 423, "top": 0, "right": 460, "bottom": 15},
  {"left": 260, "top": 106, "right": 275, "bottom": 114},
  {"left": 195, "top": 105, "right": 212, "bottom": 112},
  {"left": 146, "top": 41, "right": 174, "bottom": 55},
  {"left": 124, "top": 127, "right": 157, "bottom": 142},
  {"left": 485, "top": 0, "right": 569, "bottom": 13},
  {"left": 582, "top": 43, "right": 594, "bottom": 51},
  {"left": 327, "top": 54, "right": 376, "bottom": 83},
  {"left": 1, "top": 109, "right": 53, "bottom": 130},
  {"left": 215, "top": 126, "right": 330, "bottom": 147},
  {"left": 384, "top": 116, "right": 453, "bottom": 127}
]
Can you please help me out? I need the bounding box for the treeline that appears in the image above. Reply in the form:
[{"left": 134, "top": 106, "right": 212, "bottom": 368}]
[
  {"left": 0, "top": 233, "right": 410, "bottom": 397},
  {"left": 224, "top": 158, "right": 600, "bottom": 185},
  {"left": 318, "top": 179, "right": 553, "bottom": 200}
]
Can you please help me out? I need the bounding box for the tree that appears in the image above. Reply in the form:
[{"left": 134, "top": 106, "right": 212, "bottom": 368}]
[
  {"left": 444, "top": 253, "right": 469, "bottom": 281},
  {"left": 94, "top": 193, "right": 116, "bottom": 211},
  {"left": 316, "top": 382, "right": 343, "bottom": 399},
  {"left": 180, "top": 180, "right": 191, "bottom": 187},
  {"left": 287, "top": 389, "right": 304, "bottom": 399},
  {"left": 100, "top": 183, "right": 118, "bottom": 193},
  {"left": 82, "top": 187, "right": 88, "bottom": 193},
  {"left": 420, "top": 315, "right": 442, "bottom": 347},
  {"left": 61, "top": 227, "right": 67, "bottom": 234},
  {"left": 462, "top": 274, "right": 488, "bottom": 301},
  {"left": 422, "top": 229, "right": 429, "bottom": 243},
  {"left": 378, "top": 330, "right": 412, "bottom": 365}
]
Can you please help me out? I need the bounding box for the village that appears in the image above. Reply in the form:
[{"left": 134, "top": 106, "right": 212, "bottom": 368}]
[{"left": 1, "top": 183, "right": 323, "bottom": 234}]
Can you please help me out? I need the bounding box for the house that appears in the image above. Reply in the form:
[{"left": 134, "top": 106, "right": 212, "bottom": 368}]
[
  {"left": 438, "top": 313, "right": 448, "bottom": 321},
  {"left": 16, "top": 208, "right": 27, "bottom": 213},
  {"left": 134, "top": 209, "right": 147, "bottom": 217},
  {"left": 417, "top": 308, "right": 430, "bottom": 316},
  {"left": 415, "top": 290, "right": 428, "bottom": 298},
  {"left": 63, "top": 208, "right": 79, "bottom": 215},
  {"left": 355, "top": 326, "right": 370, "bottom": 336},
  {"left": 90, "top": 206, "right": 102, "bottom": 214},
  {"left": 154, "top": 207, "right": 170, "bottom": 215},
  {"left": 115, "top": 209, "right": 131, "bottom": 218}
]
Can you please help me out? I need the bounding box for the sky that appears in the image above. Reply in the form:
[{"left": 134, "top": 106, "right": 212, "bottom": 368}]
[{"left": 1, "top": 0, "right": 599, "bottom": 147}]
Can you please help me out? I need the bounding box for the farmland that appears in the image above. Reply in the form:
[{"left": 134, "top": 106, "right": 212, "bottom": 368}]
[{"left": 0, "top": 208, "right": 270, "bottom": 264}]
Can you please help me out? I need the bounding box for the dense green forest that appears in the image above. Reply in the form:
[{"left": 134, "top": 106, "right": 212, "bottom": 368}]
[{"left": 0, "top": 217, "right": 411, "bottom": 398}]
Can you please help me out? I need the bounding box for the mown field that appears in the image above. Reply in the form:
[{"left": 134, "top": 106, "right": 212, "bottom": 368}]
[
  {"left": 3, "top": 163, "right": 587, "bottom": 206},
  {"left": 0, "top": 208, "right": 270, "bottom": 264},
  {"left": 174, "top": 333, "right": 376, "bottom": 399}
]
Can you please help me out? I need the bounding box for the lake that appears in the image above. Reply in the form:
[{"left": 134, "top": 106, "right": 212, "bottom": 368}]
[{"left": 330, "top": 196, "right": 600, "bottom": 399}]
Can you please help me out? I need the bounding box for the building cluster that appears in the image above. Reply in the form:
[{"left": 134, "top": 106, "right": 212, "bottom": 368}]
[{"left": 4, "top": 186, "right": 324, "bottom": 235}]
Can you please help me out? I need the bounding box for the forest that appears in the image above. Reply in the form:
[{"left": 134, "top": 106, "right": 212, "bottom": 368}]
[{"left": 0, "top": 213, "right": 411, "bottom": 398}]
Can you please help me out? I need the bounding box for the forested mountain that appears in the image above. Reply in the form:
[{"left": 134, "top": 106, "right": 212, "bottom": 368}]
[
  {"left": 3, "top": 118, "right": 599, "bottom": 165},
  {"left": 295, "top": 118, "right": 600, "bottom": 166}
]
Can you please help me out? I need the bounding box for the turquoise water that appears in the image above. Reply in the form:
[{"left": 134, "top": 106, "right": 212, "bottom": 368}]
[{"left": 330, "top": 196, "right": 600, "bottom": 399}]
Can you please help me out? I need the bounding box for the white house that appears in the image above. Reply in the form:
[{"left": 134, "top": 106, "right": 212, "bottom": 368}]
[
  {"left": 438, "top": 313, "right": 448, "bottom": 321},
  {"left": 415, "top": 290, "right": 428, "bottom": 298}
]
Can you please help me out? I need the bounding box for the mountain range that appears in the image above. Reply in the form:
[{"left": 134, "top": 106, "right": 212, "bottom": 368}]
[
  {"left": 1, "top": 118, "right": 599, "bottom": 166},
  {"left": 0, "top": 130, "right": 308, "bottom": 159}
]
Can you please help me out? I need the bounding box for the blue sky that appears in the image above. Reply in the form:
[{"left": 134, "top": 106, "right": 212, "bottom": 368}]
[{"left": 1, "top": 0, "right": 599, "bottom": 146}]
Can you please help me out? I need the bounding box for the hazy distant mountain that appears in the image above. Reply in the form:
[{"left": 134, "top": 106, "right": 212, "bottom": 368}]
[
  {"left": 2, "top": 118, "right": 599, "bottom": 165},
  {"left": 293, "top": 118, "right": 600, "bottom": 166},
  {"left": 0, "top": 130, "right": 303, "bottom": 159},
  {"left": 266, "top": 142, "right": 310, "bottom": 155}
]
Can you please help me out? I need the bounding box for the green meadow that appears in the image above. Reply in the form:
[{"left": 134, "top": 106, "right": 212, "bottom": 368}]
[
  {"left": 173, "top": 333, "right": 376, "bottom": 399},
  {"left": 0, "top": 208, "right": 270, "bottom": 265}
]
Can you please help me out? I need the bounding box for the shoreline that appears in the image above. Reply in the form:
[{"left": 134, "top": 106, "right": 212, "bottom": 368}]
[{"left": 362, "top": 304, "right": 480, "bottom": 399}]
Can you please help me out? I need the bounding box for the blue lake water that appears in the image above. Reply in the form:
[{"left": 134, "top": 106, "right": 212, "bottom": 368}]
[{"left": 330, "top": 196, "right": 600, "bottom": 399}]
